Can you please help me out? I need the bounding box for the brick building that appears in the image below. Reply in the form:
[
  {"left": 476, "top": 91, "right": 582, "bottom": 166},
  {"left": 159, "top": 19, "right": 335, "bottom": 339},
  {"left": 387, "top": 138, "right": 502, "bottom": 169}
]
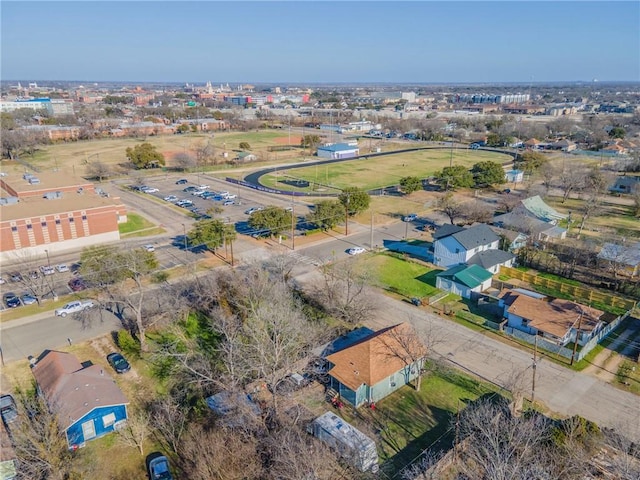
[{"left": 0, "top": 173, "right": 126, "bottom": 262}]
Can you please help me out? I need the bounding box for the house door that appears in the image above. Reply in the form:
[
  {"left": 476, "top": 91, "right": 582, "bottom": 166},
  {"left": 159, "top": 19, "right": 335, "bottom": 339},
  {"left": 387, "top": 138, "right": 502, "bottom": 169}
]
[{"left": 81, "top": 419, "right": 96, "bottom": 440}]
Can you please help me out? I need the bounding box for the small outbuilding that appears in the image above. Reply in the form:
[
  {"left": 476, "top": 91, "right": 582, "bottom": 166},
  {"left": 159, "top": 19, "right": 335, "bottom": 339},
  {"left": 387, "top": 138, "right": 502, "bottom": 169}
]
[
  {"left": 435, "top": 264, "right": 493, "bottom": 298},
  {"left": 317, "top": 143, "right": 360, "bottom": 159}
]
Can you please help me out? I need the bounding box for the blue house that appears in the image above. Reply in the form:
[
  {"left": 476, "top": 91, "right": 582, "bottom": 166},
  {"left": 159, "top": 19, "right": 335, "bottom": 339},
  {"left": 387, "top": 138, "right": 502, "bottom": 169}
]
[
  {"left": 32, "top": 350, "right": 129, "bottom": 450},
  {"left": 326, "top": 323, "right": 426, "bottom": 408}
]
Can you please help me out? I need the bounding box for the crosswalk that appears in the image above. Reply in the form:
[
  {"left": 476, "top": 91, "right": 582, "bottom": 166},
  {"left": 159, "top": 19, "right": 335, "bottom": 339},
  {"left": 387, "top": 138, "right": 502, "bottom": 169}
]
[{"left": 288, "top": 252, "right": 321, "bottom": 267}]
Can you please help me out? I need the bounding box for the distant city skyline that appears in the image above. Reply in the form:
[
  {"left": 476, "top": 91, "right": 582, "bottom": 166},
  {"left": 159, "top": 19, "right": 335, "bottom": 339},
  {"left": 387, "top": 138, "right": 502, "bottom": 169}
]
[{"left": 2, "top": 1, "right": 639, "bottom": 84}]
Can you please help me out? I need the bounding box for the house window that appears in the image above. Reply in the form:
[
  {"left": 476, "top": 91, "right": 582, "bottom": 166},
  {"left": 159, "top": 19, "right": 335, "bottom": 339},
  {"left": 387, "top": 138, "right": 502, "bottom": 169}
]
[
  {"left": 389, "top": 374, "right": 396, "bottom": 388},
  {"left": 102, "top": 412, "right": 116, "bottom": 428},
  {"left": 82, "top": 215, "right": 87, "bottom": 221},
  {"left": 69, "top": 217, "right": 74, "bottom": 223},
  {"left": 11, "top": 226, "right": 17, "bottom": 232},
  {"left": 26, "top": 224, "right": 32, "bottom": 230},
  {"left": 55, "top": 219, "right": 61, "bottom": 225},
  {"left": 81, "top": 419, "right": 96, "bottom": 440},
  {"left": 41, "top": 221, "right": 47, "bottom": 227},
  {"left": 455, "top": 248, "right": 460, "bottom": 254}
]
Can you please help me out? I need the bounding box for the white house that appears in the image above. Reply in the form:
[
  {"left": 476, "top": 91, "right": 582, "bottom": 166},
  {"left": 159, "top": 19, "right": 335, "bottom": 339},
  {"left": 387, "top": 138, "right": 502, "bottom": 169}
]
[
  {"left": 433, "top": 224, "right": 500, "bottom": 268},
  {"left": 467, "top": 249, "right": 515, "bottom": 274},
  {"left": 435, "top": 264, "right": 493, "bottom": 299},
  {"left": 317, "top": 143, "right": 360, "bottom": 159}
]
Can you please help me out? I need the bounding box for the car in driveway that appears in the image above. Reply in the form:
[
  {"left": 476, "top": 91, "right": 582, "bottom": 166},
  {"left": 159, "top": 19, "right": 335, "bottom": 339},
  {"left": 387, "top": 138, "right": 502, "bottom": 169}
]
[
  {"left": 40, "top": 265, "right": 55, "bottom": 276},
  {"left": 21, "top": 293, "right": 37, "bottom": 305},
  {"left": 107, "top": 352, "right": 131, "bottom": 374},
  {"left": 3, "top": 293, "right": 21, "bottom": 308},
  {"left": 175, "top": 179, "right": 188, "bottom": 185},
  {"left": 146, "top": 452, "right": 173, "bottom": 480},
  {"left": 403, "top": 213, "right": 418, "bottom": 222},
  {"left": 55, "top": 300, "right": 94, "bottom": 317},
  {"left": 55, "top": 264, "right": 70, "bottom": 273},
  {"left": 346, "top": 246, "right": 366, "bottom": 255}
]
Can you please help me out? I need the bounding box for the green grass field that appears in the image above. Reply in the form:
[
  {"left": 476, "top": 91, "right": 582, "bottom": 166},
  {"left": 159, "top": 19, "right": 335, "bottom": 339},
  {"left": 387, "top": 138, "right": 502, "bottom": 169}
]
[
  {"left": 370, "top": 253, "right": 440, "bottom": 298},
  {"left": 259, "top": 148, "right": 512, "bottom": 192},
  {"left": 118, "top": 212, "right": 155, "bottom": 234}
]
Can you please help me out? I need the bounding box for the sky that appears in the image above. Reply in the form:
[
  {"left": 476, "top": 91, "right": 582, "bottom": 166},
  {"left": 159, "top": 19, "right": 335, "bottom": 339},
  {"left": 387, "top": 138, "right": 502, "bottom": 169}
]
[{"left": 2, "top": 1, "right": 639, "bottom": 84}]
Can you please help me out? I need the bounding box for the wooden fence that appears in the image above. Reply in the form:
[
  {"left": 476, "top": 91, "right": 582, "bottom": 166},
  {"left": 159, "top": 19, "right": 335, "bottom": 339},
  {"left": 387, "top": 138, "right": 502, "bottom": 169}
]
[{"left": 499, "top": 266, "right": 637, "bottom": 311}]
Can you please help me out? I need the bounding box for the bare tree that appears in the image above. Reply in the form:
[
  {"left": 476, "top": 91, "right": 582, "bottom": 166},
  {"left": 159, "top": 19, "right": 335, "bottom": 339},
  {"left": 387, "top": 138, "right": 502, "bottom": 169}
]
[
  {"left": 378, "top": 322, "right": 428, "bottom": 390},
  {"left": 437, "top": 192, "right": 464, "bottom": 224},
  {"left": 117, "top": 408, "right": 150, "bottom": 455},
  {"left": 10, "top": 393, "right": 77, "bottom": 480},
  {"left": 316, "top": 257, "right": 378, "bottom": 324},
  {"left": 86, "top": 160, "right": 113, "bottom": 182},
  {"left": 172, "top": 152, "right": 197, "bottom": 171},
  {"left": 538, "top": 162, "right": 557, "bottom": 194},
  {"left": 149, "top": 395, "right": 189, "bottom": 455},
  {"left": 462, "top": 201, "right": 494, "bottom": 225},
  {"left": 558, "top": 165, "right": 585, "bottom": 203}
]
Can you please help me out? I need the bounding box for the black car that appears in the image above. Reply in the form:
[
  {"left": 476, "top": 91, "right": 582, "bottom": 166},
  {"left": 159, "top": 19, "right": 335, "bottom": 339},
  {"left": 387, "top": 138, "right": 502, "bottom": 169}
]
[
  {"left": 175, "top": 179, "right": 188, "bottom": 185},
  {"left": 3, "top": 292, "right": 21, "bottom": 308},
  {"left": 0, "top": 394, "right": 18, "bottom": 425},
  {"left": 107, "top": 352, "right": 131, "bottom": 374},
  {"left": 146, "top": 452, "right": 173, "bottom": 480}
]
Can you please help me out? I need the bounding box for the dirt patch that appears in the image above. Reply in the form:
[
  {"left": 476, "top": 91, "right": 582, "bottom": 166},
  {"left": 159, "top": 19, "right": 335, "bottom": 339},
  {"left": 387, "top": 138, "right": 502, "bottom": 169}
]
[
  {"left": 88, "top": 335, "right": 141, "bottom": 381},
  {"left": 274, "top": 135, "right": 302, "bottom": 145}
]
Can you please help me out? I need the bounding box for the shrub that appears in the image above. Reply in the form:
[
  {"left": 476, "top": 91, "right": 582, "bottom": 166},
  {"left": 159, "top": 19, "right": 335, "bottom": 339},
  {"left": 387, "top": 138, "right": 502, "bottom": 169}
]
[{"left": 117, "top": 329, "right": 140, "bottom": 358}]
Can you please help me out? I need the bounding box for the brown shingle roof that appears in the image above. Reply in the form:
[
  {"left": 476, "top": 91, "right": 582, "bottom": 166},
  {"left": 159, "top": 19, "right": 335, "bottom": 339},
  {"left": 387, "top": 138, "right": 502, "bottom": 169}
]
[
  {"left": 502, "top": 292, "right": 604, "bottom": 338},
  {"left": 326, "top": 323, "right": 426, "bottom": 391},
  {"left": 32, "top": 351, "right": 128, "bottom": 431}
]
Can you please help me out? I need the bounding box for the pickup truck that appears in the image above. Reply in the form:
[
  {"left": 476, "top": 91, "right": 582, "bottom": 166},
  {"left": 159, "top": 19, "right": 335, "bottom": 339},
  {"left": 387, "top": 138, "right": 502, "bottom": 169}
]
[{"left": 55, "top": 300, "right": 95, "bottom": 317}]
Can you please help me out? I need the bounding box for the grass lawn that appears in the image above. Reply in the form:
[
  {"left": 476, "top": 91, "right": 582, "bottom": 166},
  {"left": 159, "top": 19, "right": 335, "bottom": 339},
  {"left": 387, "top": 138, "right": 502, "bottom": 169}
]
[
  {"left": 118, "top": 212, "right": 156, "bottom": 235},
  {"left": 369, "top": 253, "right": 440, "bottom": 298},
  {"left": 371, "top": 365, "right": 500, "bottom": 472},
  {"left": 258, "top": 148, "right": 512, "bottom": 192}
]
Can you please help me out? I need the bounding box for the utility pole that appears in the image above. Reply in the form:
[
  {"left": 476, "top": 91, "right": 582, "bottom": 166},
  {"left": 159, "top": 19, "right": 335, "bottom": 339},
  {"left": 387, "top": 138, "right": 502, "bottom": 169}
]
[
  {"left": 291, "top": 197, "right": 295, "bottom": 250},
  {"left": 370, "top": 211, "right": 374, "bottom": 250},
  {"left": 344, "top": 195, "right": 350, "bottom": 236},
  {"left": 570, "top": 309, "right": 584, "bottom": 366},
  {"left": 531, "top": 335, "right": 538, "bottom": 405}
]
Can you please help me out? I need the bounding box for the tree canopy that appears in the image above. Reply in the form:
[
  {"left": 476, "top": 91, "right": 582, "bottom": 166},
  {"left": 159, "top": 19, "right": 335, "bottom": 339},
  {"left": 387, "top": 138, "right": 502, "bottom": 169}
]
[
  {"left": 125, "top": 142, "right": 165, "bottom": 169},
  {"left": 399, "top": 176, "right": 422, "bottom": 194},
  {"left": 188, "top": 218, "right": 236, "bottom": 251},
  {"left": 517, "top": 151, "right": 548, "bottom": 174},
  {"left": 472, "top": 160, "right": 506, "bottom": 186},
  {"left": 338, "top": 187, "right": 370, "bottom": 216},
  {"left": 248, "top": 206, "right": 291, "bottom": 237},
  {"left": 307, "top": 200, "right": 343, "bottom": 230},
  {"left": 239, "top": 141, "right": 251, "bottom": 150},
  {"left": 435, "top": 165, "right": 475, "bottom": 190}
]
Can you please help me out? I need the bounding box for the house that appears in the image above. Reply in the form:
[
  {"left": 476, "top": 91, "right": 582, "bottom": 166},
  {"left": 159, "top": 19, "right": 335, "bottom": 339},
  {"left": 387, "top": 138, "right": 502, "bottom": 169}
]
[
  {"left": 597, "top": 242, "right": 640, "bottom": 277},
  {"left": 31, "top": 350, "right": 129, "bottom": 450},
  {"left": 504, "top": 169, "right": 524, "bottom": 183},
  {"left": 609, "top": 176, "right": 640, "bottom": 194},
  {"left": 550, "top": 139, "right": 577, "bottom": 152},
  {"left": 489, "top": 226, "right": 529, "bottom": 252},
  {"left": 317, "top": 143, "right": 360, "bottom": 159},
  {"left": 499, "top": 289, "right": 608, "bottom": 346},
  {"left": 524, "top": 138, "right": 543, "bottom": 150},
  {"left": 435, "top": 264, "right": 494, "bottom": 298},
  {"left": 325, "top": 323, "right": 426, "bottom": 408},
  {"left": 236, "top": 151, "right": 258, "bottom": 162},
  {"left": 492, "top": 195, "right": 567, "bottom": 241},
  {"left": 432, "top": 224, "right": 500, "bottom": 268}
]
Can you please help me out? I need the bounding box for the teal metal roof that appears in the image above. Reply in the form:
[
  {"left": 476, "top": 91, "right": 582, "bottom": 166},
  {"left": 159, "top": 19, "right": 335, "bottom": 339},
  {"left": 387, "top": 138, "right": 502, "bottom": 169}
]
[{"left": 437, "top": 264, "right": 493, "bottom": 288}]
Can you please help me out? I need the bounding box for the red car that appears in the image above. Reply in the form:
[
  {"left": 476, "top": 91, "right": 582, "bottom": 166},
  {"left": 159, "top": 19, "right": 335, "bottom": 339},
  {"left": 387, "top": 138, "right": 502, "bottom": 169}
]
[{"left": 68, "top": 278, "right": 87, "bottom": 292}]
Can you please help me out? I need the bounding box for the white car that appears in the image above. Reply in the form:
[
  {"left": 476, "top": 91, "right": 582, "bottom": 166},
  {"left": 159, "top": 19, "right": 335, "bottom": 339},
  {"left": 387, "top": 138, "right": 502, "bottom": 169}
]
[
  {"left": 143, "top": 244, "right": 155, "bottom": 252},
  {"left": 55, "top": 300, "right": 95, "bottom": 317},
  {"left": 347, "top": 247, "right": 366, "bottom": 255},
  {"left": 218, "top": 191, "right": 230, "bottom": 198},
  {"left": 142, "top": 187, "right": 159, "bottom": 193},
  {"left": 163, "top": 195, "right": 178, "bottom": 202},
  {"left": 198, "top": 185, "right": 210, "bottom": 190},
  {"left": 55, "top": 264, "right": 70, "bottom": 273},
  {"left": 39, "top": 265, "right": 55, "bottom": 276}
]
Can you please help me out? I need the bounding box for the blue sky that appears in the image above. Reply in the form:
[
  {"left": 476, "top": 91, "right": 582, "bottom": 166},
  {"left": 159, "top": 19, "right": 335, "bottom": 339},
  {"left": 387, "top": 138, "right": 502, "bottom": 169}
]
[{"left": 2, "top": 1, "right": 639, "bottom": 83}]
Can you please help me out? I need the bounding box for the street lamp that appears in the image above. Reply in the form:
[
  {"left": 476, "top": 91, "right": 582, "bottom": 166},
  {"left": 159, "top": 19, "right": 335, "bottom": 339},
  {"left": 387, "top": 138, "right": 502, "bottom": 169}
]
[{"left": 45, "top": 249, "right": 50, "bottom": 267}]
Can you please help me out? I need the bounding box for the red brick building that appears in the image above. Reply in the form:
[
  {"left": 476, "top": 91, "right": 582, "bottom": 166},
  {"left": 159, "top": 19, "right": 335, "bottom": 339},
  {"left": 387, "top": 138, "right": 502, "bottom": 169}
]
[{"left": 0, "top": 173, "right": 126, "bottom": 262}]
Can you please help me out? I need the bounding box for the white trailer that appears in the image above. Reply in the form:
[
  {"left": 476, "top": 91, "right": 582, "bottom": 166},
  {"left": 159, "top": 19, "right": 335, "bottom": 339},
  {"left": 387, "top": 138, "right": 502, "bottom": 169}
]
[{"left": 307, "top": 412, "right": 379, "bottom": 473}]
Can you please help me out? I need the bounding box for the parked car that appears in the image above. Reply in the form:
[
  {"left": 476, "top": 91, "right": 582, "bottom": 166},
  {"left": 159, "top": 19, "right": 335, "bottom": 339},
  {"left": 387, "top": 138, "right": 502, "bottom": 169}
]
[
  {"left": 222, "top": 200, "right": 234, "bottom": 206},
  {"left": 143, "top": 244, "right": 155, "bottom": 252},
  {"left": 163, "top": 195, "right": 178, "bottom": 202},
  {"left": 244, "top": 206, "right": 263, "bottom": 215},
  {"left": 68, "top": 277, "right": 87, "bottom": 292},
  {"left": 175, "top": 179, "right": 188, "bottom": 185},
  {"left": 0, "top": 394, "right": 18, "bottom": 425},
  {"left": 55, "top": 300, "right": 94, "bottom": 317},
  {"left": 198, "top": 184, "right": 210, "bottom": 190},
  {"left": 403, "top": 214, "right": 418, "bottom": 222},
  {"left": 146, "top": 452, "right": 173, "bottom": 480},
  {"left": 107, "top": 352, "right": 131, "bottom": 374},
  {"left": 28, "top": 270, "right": 39, "bottom": 280},
  {"left": 183, "top": 186, "right": 198, "bottom": 193},
  {"left": 40, "top": 265, "right": 55, "bottom": 276},
  {"left": 347, "top": 246, "right": 366, "bottom": 255},
  {"left": 21, "top": 293, "right": 37, "bottom": 305},
  {"left": 9, "top": 272, "right": 23, "bottom": 282},
  {"left": 55, "top": 264, "right": 70, "bottom": 273},
  {"left": 0, "top": 276, "right": 5, "bottom": 285},
  {"left": 410, "top": 297, "right": 423, "bottom": 306},
  {"left": 225, "top": 194, "right": 237, "bottom": 199},
  {"left": 3, "top": 293, "right": 21, "bottom": 308}
]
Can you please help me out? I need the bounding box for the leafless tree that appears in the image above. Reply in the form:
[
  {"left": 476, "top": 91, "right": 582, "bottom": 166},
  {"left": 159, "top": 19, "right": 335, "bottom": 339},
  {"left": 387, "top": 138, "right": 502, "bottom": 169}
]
[
  {"left": 86, "top": 160, "right": 113, "bottom": 182},
  {"left": 631, "top": 184, "right": 640, "bottom": 217},
  {"left": 602, "top": 426, "right": 640, "bottom": 480},
  {"left": 172, "top": 151, "right": 197, "bottom": 171},
  {"left": 10, "top": 393, "right": 77, "bottom": 480},
  {"left": 177, "top": 422, "right": 262, "bottom": 480},
  {"left": 558, "top": 165, "right": 585, "bottom": 203},
  {"left": 316, "top": 257, "right": 378, "bottom": 324},
  {"left": 149, "top": 395, "right": 189, "bottom": 455},
  {"left": 117, "top": 408, "right": 150, "bottom": 455},
  {"left": 378, "top": 322, "right": 428, "bottom": 390},
  {"left": 400, "top": 449, "right": 444, "bottom": 480},
  {"left": 261, "top": 252, "right": 300, "bottom": 284},
  {"left": 437, "top": 192, "right": 464, "bottom": 224},
  {"left": 462, "top": 201, "right": 494, "bottom": 225},
  {"left": 6, "top": 251, "right": 55, "bottom": 306},
  {"left": 538, "top": 162, "right": 557, "bottom": 194}
]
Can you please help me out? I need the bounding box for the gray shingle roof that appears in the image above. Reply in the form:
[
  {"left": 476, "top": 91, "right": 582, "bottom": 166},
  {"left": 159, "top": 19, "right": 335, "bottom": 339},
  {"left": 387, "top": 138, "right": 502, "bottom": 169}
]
[
  {"left": 450, "top": 224, "right": 499, "bottom": 250},
  {"left": 432, "top": 224, "right": 465, "bottom": 240},
  {"left": 467, "top": 249, "right": 515, "bottom": 269}
]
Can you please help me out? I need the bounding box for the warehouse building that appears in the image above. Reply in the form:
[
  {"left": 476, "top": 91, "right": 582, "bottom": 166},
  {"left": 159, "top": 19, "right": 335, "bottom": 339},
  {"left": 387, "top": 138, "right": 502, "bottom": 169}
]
[{"left": 317, "top": 143, "right": 360, "bottom": 160}]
